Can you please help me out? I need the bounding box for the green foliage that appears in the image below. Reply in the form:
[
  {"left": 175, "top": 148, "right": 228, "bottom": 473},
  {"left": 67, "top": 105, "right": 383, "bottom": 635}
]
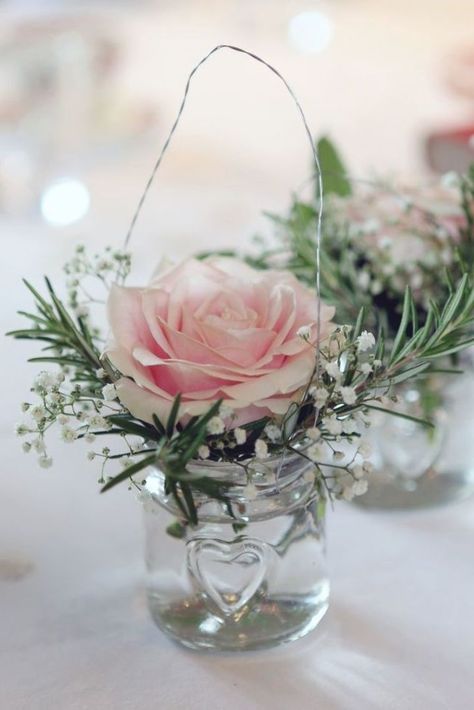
[
  {"left": 100, "top": 397, "right": 233, "bottom": 527},
  {"left": 316, "top": 136, "right": 352, "bottom": 198},
  {"left": 7, "top": 278, "right": 102, "bottom": 382}
]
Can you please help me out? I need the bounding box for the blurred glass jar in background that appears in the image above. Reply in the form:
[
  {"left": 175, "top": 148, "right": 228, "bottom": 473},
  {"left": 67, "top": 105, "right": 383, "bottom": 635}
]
[{"left": 355, "top": 351, "right": 474, "bottom": 509}]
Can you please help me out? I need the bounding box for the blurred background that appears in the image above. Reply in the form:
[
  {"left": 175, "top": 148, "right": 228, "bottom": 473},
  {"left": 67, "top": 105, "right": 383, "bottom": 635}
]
[{"left": 1, "top": 0, "right": 474, "bottom": 267}]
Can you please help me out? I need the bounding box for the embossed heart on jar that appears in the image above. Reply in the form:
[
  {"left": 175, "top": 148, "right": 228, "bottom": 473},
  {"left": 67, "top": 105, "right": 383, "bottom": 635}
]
[{"left": 187, "top": 537, "right": 273, "bottom": 616}]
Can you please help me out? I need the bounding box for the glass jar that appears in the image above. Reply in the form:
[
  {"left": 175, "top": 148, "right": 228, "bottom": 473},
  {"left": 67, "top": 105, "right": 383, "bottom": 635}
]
[
  {"left": 141, "top": 452, "right": 329, "bottom": 651},
  {"left": 355, "top": 353, "right": 474, "bottom": 509}
]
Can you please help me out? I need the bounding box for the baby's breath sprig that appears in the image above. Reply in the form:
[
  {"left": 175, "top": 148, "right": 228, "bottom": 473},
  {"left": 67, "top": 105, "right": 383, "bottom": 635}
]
[{"left": 64, "top": 244, "right": 131, "bottom": 321}]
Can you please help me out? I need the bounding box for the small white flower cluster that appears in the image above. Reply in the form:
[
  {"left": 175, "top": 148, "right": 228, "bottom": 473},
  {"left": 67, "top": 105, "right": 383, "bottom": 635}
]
[
  {"left": 15, "top": 368, "right": 127, "bottom": 473},
  {"left": 302, "top": 429, "right": 372, "bottom": 502},
  {"left": 64, "top": 244, "right": 131, "bottom": 320}
]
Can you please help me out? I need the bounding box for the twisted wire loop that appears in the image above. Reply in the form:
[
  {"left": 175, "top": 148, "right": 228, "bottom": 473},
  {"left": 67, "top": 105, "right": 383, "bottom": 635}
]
[{"left": 123, "top": 44, "right": 324, "bottom": 468}]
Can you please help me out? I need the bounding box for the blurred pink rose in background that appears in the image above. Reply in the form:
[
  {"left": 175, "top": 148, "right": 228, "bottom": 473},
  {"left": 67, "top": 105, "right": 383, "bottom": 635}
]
[{"left": 105, "top": 256, "right": 335, "bottom": 427}]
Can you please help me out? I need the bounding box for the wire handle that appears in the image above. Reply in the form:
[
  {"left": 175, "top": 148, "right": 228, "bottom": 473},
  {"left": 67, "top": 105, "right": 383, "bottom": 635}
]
[{"left": 124, "top": 44, "right": 324, "bottom": 435}]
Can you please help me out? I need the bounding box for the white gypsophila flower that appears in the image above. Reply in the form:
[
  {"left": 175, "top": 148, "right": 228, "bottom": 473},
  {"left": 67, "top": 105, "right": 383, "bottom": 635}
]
[
  {"left": 352, "top": 479, "right": 369, "bottom": 496},
  {"left": 95, "top": 368, "right": 106, "bottom": 379},
  {"left": 254, "top": 439, "right": 269, "bottom": 459},
  {"left": 219, "top": 404, "right": 234, "bottom": 420},
  {"left": 22, "top": 442, "right": 32, "bottom": 453},
  {"left": 311, "top": 387, "right": 329, "bottom": 407},
  {"left": 323, "top": 416, "right": 343, "bottom": 437},
  {"left": 101, "top": 384, "right": 117, "bottom": 401},
  {"left": 61, "top": 426, "right": 77, "bottom": 443},
  {"left": 120, "top": 457, "right": 132, "bottom": 469},
  {"left": 360, "top": 362, "right": 372, "bottom": 375},
  {"left": 75, "top": 305, "right": 89, "bottom": 319},
  {"left": 296, "top": 324, "right": 312, "bottom": 340},
  {"left": 48, "top": 392, "right": 62, "bottom": 404},
  {"left": 325, "top": 361, "right": 341, "bottom": 379},
  {"left": 58, "top": 415, "right": 69, "bottom": 425},
  {"left": 87, "top": 451, "right": 95, "bottom": 461},
  {"left": 328, "top": 339, "right": 340, "bottom": 357},
  {"left": 358, "top": 441, "right": 372, "bottom": 458},
  {"left": 410, "top": 272, "right": 423, "bottom": 290},
  {"left": 354, "top": 411, "right": 371, "bottom": 427},
  {"left": 85, "top": 433, "right": 95, "bottom": 443},
  {"left": 264, "top": 424, "right": 281, "bottom": 443},
  {"left": 198, "top": 445, "right": 210, "bottom": 460},
  {"left": 30, "top": 405, "right": 46, "bottom": 421},
  {"left": 356, "top": 331, "right": 376, "bottom": 352},
  {"left": 370, "top": 281, "right": 383, "bottom": 296},
  {"left": 96, "top": 258, "right": 113, "bottom": 271},
  {"left": 32, "top": 438, "right": 46, "bottom": 454},
  {"left": 307, "top": 426, "right": 321, "bottom": 441},
  {"left": 234, "top": 428, "right": 247, "bottom": 445},
  {"left": 307, "top": 443, "right": 324, "bottom": 462},
  {"left": 21, "top": 403, "right": 30, "bottom": 412},
  {"left": 373, "top": 359, "right": 382, "bottom": 369},
  {"left": 207, "top": 416, "right": 225, "bottom": 436},
  {"left": 362, "top": 461, "right": 374, "bottom": 475},
  {"left": 352, "top": 464, "right": 364, "bottom": 480},
  {"left": 339, "top": 386, "right": 357, "bottom": 406},
  {"left": 342, "top": 484, "right": 355, "bottom": 501},
  {"left": 38, "top": 456, "right": 53, "bottom": 469},
  {"left": 357, "top": 270, "right": 371, "bottom": 291},
  {"left": 333, "top": 450, "right": 345, "bottom": 461},
  {"left": 34, "top": 371, "right": 56, "bottom": 391},
  {"left": 88, "top": 415, "right": 108, "bottom": 428},
  {"left": 15, "top": 424, "right": 29, "bottom": 437}
]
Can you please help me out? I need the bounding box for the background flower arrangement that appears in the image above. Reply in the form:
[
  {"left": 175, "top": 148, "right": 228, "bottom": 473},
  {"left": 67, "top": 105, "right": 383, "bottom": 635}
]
[{"left": 244, "top": 138, "right": 474, "bottom": 338}]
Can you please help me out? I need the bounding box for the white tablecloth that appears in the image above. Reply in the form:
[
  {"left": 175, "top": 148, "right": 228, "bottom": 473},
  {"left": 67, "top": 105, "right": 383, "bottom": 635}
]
[{"left": 2, "top": 222, "right": 474, "bottom": 710}]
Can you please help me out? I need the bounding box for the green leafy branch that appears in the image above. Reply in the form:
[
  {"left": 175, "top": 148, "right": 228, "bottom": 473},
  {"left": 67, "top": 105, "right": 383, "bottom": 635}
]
[
  {"left": 7, "top": 278, "right": 103, "bottom": 381},
  {"left": 100, "top": 397, "right": 234, "bottom": 527}
]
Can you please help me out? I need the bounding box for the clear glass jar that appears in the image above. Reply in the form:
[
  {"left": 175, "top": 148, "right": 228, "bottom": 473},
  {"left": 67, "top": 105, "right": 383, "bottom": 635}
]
[
  {"left": 355, "top": 353, "right": 474, "bottom": 509},
  {"left": 141, "top": 452, "right": 329, "bottom": 651}
]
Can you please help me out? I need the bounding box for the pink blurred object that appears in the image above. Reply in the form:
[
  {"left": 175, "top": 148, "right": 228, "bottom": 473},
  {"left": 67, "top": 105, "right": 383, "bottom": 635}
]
[{"left": 425, "top": 125, "right": 474, "bottom": 174}]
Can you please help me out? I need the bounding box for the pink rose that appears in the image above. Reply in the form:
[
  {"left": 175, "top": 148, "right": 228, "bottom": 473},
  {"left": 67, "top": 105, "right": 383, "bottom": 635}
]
[{"left": 105, "top": 257, "right": 335, "bottom": 427}]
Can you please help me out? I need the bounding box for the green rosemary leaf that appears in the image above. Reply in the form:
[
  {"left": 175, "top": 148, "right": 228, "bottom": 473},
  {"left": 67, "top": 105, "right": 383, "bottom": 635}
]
[
  {"left": 364, "top": 403, "right": 434, "bottom": 428},
  {"left": 378, "top": 361, "right": 431, "bottom": 386},
  {"left": 22, "top": 279, "right": 55, "bottom": 318},
  {"left": 100, "top": 453, "right": 157, "bottom": 493},
  {"left": 179, "top": 481, "right": 198, "bottom": 526},
  {"left": 166, "top": 394, "right": 182, "bottom": 438},
  {"left": 152, "top": 413, "right": 166, "bottom": 438},
  {"left": 353, "top": 306, "right": 366, "bottom": 341},
  {"left": 166, "top": 521, "right": 187, "bottom": 539},
  {"left": 168, "top": 479, "right": 190, "bottom": 520},
  {"left": 27, "top": 356, "right": 89, "bottom": 366},
  {"left": 390, "top": 286, "right": 412, "bottom": 363},
  {"left": 180, "top": 399, "right": 223, "bottom": 450},
  {"left": 106, "top": 414, "right": 161, "bottom": 441},
  {"left": 316, "top": 136, "right": 352, "bottom": 197}
]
